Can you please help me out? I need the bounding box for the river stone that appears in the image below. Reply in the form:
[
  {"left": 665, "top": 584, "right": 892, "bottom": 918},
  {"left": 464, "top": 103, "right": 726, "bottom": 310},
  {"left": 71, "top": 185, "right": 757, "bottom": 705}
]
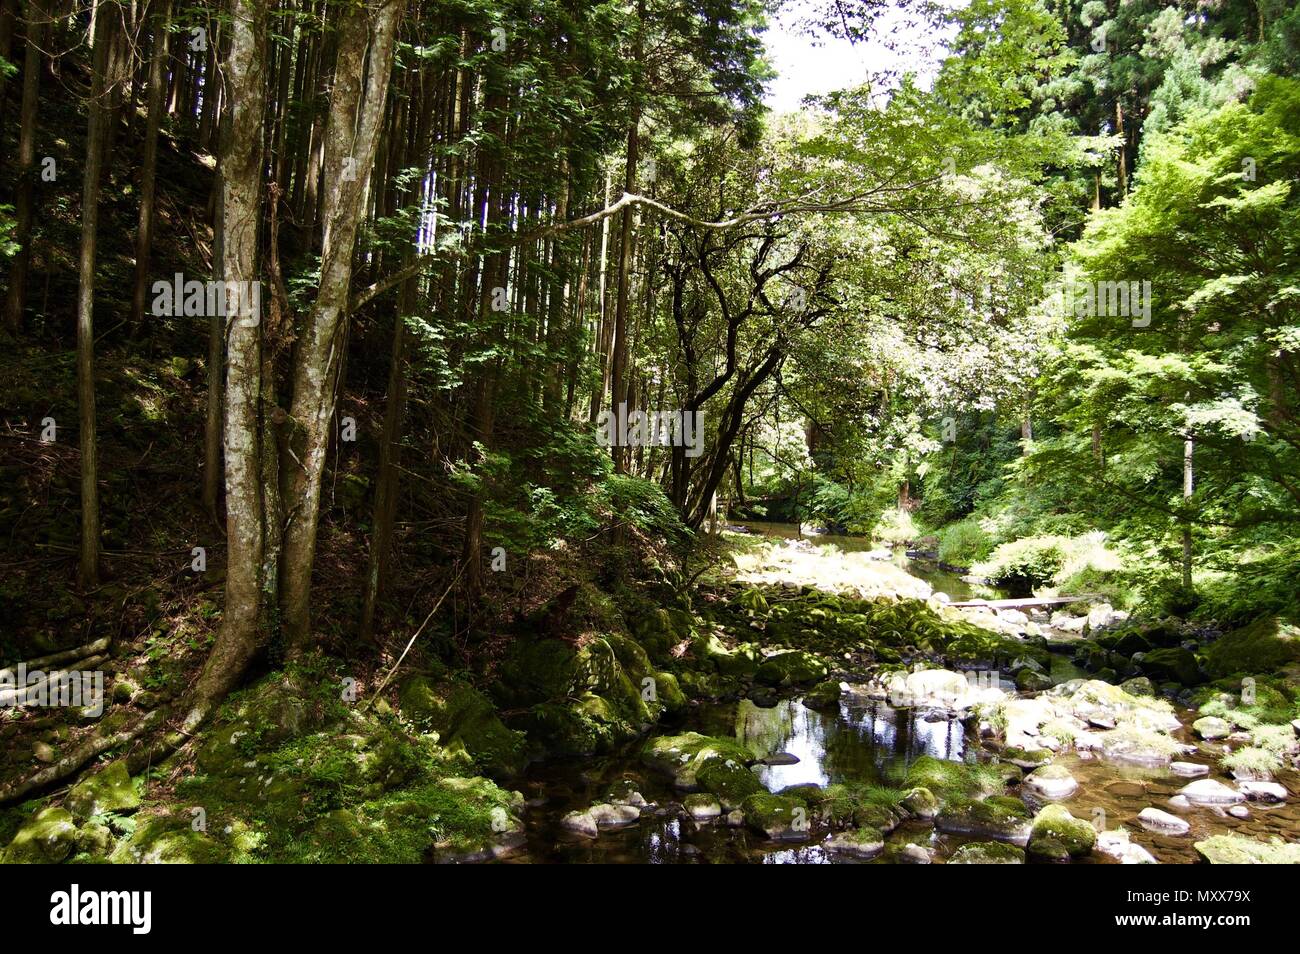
[
  {"left": 761, "top": 752, "right": 800, "bottom": 766},
  {"left": 1096, "top": 828, "right": 1158, "bottom": 864},
  {"left": 1194, "top": 834, "right": 1300, "bottom": 864},
  {"left": 892, "top": 842, "right": 933, "bottom": 864},
  {"left": 1237, "top": 780, "right": 1287, "bottom": 803},
  {"left": 1170, "top": 761, "right": 1209, "bottom": 778},
  {"left": 936, "top": 796, "right": 1033, "bottom": 845},
  {"left": 1137, "top": 807, "right": 1189, "bottom": 835},
  {"left": 66, "top": 760, "right": 141, "bottom": 819},
  {"left": 1193, "top": 716, "right": 1231, "bottom": 740},
  {"left": 1016, "top": 669, "right": 1053, "bottom": 692},
  {"left": 1027, "top": 804, "right": 1096, "bottom": 861},
  {"left": 683, "top": 794, "right": 722, "bottom": 820},
  {"left": 1167, "top": 795, "right": 1192, "bottom": 810},
  {"left": 560, "top": 810, "right": 599, "bottom": 838},
  {"left": 1180, "top": 779, "right": 1244, "bottom": 805},
  {"left": 1023, "top": 764, "right": 1078, "bottom": 800},
  {"left": 742, "top": 794, "right": 810, "bottom": 842},
  {"left": 824, "top": 827, "right": 884, "bottom": 859},
  {"left": 1292, "top": 719, "right": 1300, "bottom": 737},
  {"left": 755, "top": 650, "right": 829, "bottom": 688},
  {"left": 589, "top": 802, "right": 641, "bottom": 830},
  {"left": 946, "top": 841, "right": 1025, "bottom": 864},
  {"left": 901, "top": 786, "right": 940, "bottom": 819},
  {"left": 1228, "top": 805, "right": 1250, "bottom": 818}
]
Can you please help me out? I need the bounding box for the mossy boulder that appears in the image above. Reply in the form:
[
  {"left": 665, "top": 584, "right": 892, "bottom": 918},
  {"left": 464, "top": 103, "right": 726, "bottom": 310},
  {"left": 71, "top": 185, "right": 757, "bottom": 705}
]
[
  {"left": 695, "top": 756, "right": 765, "bottom": 810},
  {"left": 741, "top": 793, "right": 809, "bottom": 842},
  {"left": 109, "top": 815, "right": 229, "bottom": 864},
  {"left": 641, "top": 732, "right": 754, "bottom": 789},
  {"left": 3, "top": 806, "right": 79, "bottom": 863},
  {"left": 935, "top": 796, "right": 1032, "bottom": 844},
  {"left": 1193, "top": 834, "right": 1300, "bottom": 865},
  {"left": 901, "top": 787, "right": 941, "bottom": 819},
  {"left": 947, "top": 841, "right": 1025, "bottom": 864},
  {"left": 66, "top": 761, "right": 141, "bottom": 820},
  {"left": 689, "top": 632, "right": 761, "bottom": 678},
  {"left": 398, "top": 675, "right": 527, "bottom": 779},
  {"left": 824, "top": 826, "right": 884, "bottom": 859},
  {"left": 756, "top": 651, "right": 829, "bottom": 687},
  {"left": 802, "top": 680, "right": 843, "bottom": 711},
  {"left": 1203, "top": 617, "right": 1300, "bottom": 680},
  {"left": 1027, "top": 804, "right": 1095, "bottom": 861},
  {"left": 1135, "top": 647, "right": 1202, "bottom": 686},
  {"left": 904, "top": 756, "right": 1004, "bottom": 804}
]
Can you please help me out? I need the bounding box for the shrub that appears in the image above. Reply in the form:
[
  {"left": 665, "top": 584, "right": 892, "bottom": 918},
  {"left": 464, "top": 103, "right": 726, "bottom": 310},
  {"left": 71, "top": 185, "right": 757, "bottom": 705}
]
[{"left": 936, "top": 518, "right": 992, "bottom": 568}]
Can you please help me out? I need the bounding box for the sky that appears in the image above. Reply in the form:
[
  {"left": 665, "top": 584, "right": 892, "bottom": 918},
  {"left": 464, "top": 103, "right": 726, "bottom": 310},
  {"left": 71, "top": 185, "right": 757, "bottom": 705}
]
[{"left": 762, "top": 0, "right": 958, "bottom": 113}]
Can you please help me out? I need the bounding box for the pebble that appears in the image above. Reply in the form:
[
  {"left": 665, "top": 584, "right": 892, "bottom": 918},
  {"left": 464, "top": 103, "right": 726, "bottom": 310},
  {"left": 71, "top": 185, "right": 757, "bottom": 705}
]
[
  {"left": 1228, "top": 806, "right": 1250, "bottom": 819},
  {"left": 1138, "top": 807, "right": 1190, "bottom": 835},
  {"left": 762, "top": 752, "right": 800, "bottom": 766},
  {"left": 1170, "top": 762, "right": 1209, "bottom": 778},
  {"left": 1179, "top": 779, "right": 1244, "bottom": 805}
]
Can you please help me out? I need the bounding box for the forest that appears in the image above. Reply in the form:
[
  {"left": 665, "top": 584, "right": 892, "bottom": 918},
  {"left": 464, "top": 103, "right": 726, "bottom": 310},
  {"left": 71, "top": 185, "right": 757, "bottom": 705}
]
[{"left": 0, "top": 0, "right": 1297, "bottom": 868}]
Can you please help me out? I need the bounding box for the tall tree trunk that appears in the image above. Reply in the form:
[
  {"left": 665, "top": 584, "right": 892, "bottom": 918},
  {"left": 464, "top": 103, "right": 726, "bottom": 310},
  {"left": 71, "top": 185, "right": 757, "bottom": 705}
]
[
  {"left": 278, "top": 0, "right": 406, "bottom": 653},
  {"left": 3, "top": 0, "right": 46, "bottom": 334},
  {"left": 185, "top": 0, "right": 270, "bottom": 728},
  {"left": 129, "top": 0, "right": 172, "bottom": 327},
  {"left": 1181, "top": 434, "right": 1194, "bottom": 590},
  {"left": 74, "top": 4, "right": 124, "bottom": 587}
]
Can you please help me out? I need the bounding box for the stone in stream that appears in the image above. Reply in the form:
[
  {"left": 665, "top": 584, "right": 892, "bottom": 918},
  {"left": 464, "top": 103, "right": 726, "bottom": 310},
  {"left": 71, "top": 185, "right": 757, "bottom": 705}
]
[
  {"left": 946, "top": 841, "right": 1025, "bottom": 864},
  {"left": 683, "top": 794, "right": 722, "bottom": 820},
  {"left": 1237, "top": 780, "right": 1287, "bottom": 803},
  {"left": 1194, "top": 834, "right": 1300, "bottom": 864},
  {"left": 560, "top": 810, "right": 599, "bottom": 838},
  {"left": 890, "top": 842, "right": 933, "bottom": 864},
  {"left": 936, "top": 796, "right": 1033, "bottom": 845},
  {"left": 1179, "top": 779, "right": 1244, "bottom": 805},
  {"left": 823, "top": 827, "right": 884, "bottom": 859},
  {"left": 1023, "top": 764, "right": 1078, "bottom": 800},
  {"left": 741, "top": 794, "right": 810, "bottom": 842},
  {"left": 589, "top": 802, "right": 641, "bottom": 830},
  {"left": 1027, "top": 804, "right": 1097, "bottom": 861},
  {"left": 1137, "top": 807, "right": 1190, "bottom": 835},
  {"left": 761, "top": 752, "right": 800, "bottom": 766},
  {"left": 901, "top": 786, "right": 940, "bottom": 819},
  {"left": 1167, "top": 795, "right": 1192, "bottom": 810},
  {"left": 1227, "top": 805, "right": 1250, "bottom": 819},
  {"left": 1192, "top": 716, "right": 1232, "bottom": 740},
  {"left": 1095, "top": 828, "right": 1158, "bottom": 864},
  {"left": 1170, "top": 761, "right": 1210, "bottom": 778}
]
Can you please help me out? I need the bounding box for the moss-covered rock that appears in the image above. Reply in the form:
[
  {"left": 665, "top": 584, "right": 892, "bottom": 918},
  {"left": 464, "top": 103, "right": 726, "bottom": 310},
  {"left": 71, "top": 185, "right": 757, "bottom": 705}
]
[
  {"left": 741, "top": 793, "right": 809, "bottom": 842},
  {"left": 66, "top": 761, "right": 141, "bottom": 820},
  {"left": 683, "top": 793, "right": 722, "bottom": 819},
  {"left": 695, "top": 756, "right": 765, "bottom": 810},
  {"left": 109, "top": 815, "right": 230, "bottom": 864},
  {"left": 3, "top": 806, "right": 79, "bottom": 863},
  {"left": 1135, "top": 647, "right": 1202, "bottom": 686},
  {"left": 641, "top": 732, "right": 754, "bottom": 789},
  {"left": 1193, "top": 834, "right": 1300, "bottom": 864},
  {"left": 1203, "top": 617, "right": 1300, "bottom": 679},
  {"left": 904, "top": 756, "right": 1005, "bottom": 804},
  {"left": 935, "top": 796, "right": 1032, "bottom": 844},
  {"left": 824, "top": 826, "right": 884, "bottom": 859},
  {"left": 399, "top": 675, "right": 528, "bottom": 779},
  {"left": 1027, "top": 804, "right": 1096, "bottom": 861},
  {"left": 901, "top": 786, "right": 940, "bottom": 819},
  {"left": 802, "top": 680, "right": 843, "bottom": 711},
  {"left": 947, "top": 841, "right": 1025, "bottom": 864},
  {"left": 756, "top": 650, "right": 829, "bottom": 687}
]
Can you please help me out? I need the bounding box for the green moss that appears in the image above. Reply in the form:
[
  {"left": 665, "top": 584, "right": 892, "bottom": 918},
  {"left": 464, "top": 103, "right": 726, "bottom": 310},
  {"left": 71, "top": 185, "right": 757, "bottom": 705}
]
[
  {"left": 695, "top": 756, "right": 765, "bottom": 809},
  {"left": 66, "top": 761, "right": 141, "bottom": 820},
  {"left": 741, "top": 793, "right": 810, "bottom": 842},
  {"left": 1027, "top": 804, "right": 1096, "bottom": 861},
  {"left": 947, "top": 841, "right": 1026, "bottom": 864},
  {"left": 1194, "top": 834, "right": 1300, "bottom": 864},
  {"left": 398, "top": 675, "right": 527, "bottom": 778},
  {"left": 3, "top": 806, "right": 78, "bottom": 864},
  {"left": 1204, "top": 617, "right": 1300, "bottom": 679},
  {"left": 935, "top": 796, "right": 1033, "bottom": 843},
  {"left": 641, "top": 732, "right": 754, "bottom": 788},
  {"left": 756, "top": 650, "right": 830, "bottom": 687},
  {"left": 901, "top": 756, "right": 1004, "bottom": 804},
  {"left": 802, "top": 680, "right": 843, "bottom": 711},
  {"left": 109, "top": 814, "right": 232, "bottom": 864},
  {"left": 1221, "top": 746, "right": 1283, "bottom": 778}
]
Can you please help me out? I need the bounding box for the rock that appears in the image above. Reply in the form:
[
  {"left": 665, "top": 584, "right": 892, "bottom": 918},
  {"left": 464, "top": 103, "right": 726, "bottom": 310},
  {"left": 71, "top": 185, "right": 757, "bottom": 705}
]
[
  {"left": 1136, "top": 647, "right": 1202, "bottom": 686},
  {"left": 1237, "top": 780, "right": 1287, "bottom": 803},
  {"left": 1138, "top": 807, "right": 1189, "bottom": 835},
  {"left": 1180, "top": 779, "right": 1244, "bottom": 805},
  {"left": 1193, "top": 716, "right": 1231, "bottom": 740},
  {"left": 998, "top": 608, "right": 1030, "bottom": 626},
  {"left": 3, "top": 806, "right": 78, "bottom": 864},
  {"left": 33, "top": 741, "right": 56, "bottom": 763},
  {"left": 1168, "top": 795, "right": 1192, "bottom": 810},
  {"left": 946, "top": 841, "right": 1025, "bottom": 864},
  {"left": 588, "top": 802, "right": 641, "bottom": 830},
  {"left": 761, "top": 752, "right": 800, "bottom": 766},
  {"left": 1202, "top": 617, "right": 1300, "bottom": 680},
  {"left": 1087, "top": 603, "right": 1117, "bottom": 630},
  {"left": 936, "top": 796, "right": 1033, "bottom": 845},
  {"left": 695, "top": 756, "right": 765, "bottom": 809},
  {"left": 1016, "top": 669, "right": 1052, "bottom": 692},
  {"left": 398, "top": 675, "right": 528, "bottom": 778},
  {"left": 901, "top": 787, "right": 940, "bottom": 820},
  {"left": 1120, "top": 676, "right": 1155, "bottom": 696},
  {"left": 683, "top": 794, "right": 722, "bottom": 820},
  {"left": 1292, "top": 718, "right": 1300, "bottom": 737},
  {"left": 824, "top": 827, "right": 884, "bottom": 859},
  {"left": 755, "top": 650, "right": 829, "bottom": 687},
  {"left": 640, "top": 732, "right": 754, "bottom": 790},
  {"left": 880, "top": 668, "right": 1002, "bottom": 712},
  {"left": 1170, "top": 761, "right": 1209, "bottom": 778},
  {"left": 892, "top": 842, "right": 933, "bottom": 864},
  {"left": 1096, "top": 828, "right": 1158, "bottom": 864},
  {"left": 66, "top": 761, "right": 141, "bottom": 819},
  {"left": 1228, "top": 805, "right": 1250, "bottom": 819},
  {"left": 108, "top": 815, "right": 228, "bottom": 864},
  {"left": 1027, "top": 804, "right": 1096, "bottom": 860},
  {"left": 725, "top": 809, "right": 745, "bottom": 827},
  {"left": 75, "top": 821, "right": 115, "bottom": 858},
  {"left": 742, "top": 794, "right": 810, "bottom": 842},
  {"left": 802, "top": 680, "right": 842, "bottom": 711},
  {"left": 1023, "top": 764, "right": 1078, "bottom": 800},
  {"left": 1002, "top": 747, "right": 1053, "bottom": 770},
  {"left": 560, "top": 810, "right": 599, "bottom": 838},
  {"left": 1052, "top": 614, "right": 1087, "bottom": 632},
  {"left": 1194, "top": 834, "right": 1300, "bottom": 864}
]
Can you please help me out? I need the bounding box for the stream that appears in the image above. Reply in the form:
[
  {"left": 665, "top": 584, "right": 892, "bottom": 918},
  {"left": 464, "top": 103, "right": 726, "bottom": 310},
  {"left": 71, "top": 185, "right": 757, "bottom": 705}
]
[{"left": 507, "top": 526, "right": 1299, "bottom": 863}]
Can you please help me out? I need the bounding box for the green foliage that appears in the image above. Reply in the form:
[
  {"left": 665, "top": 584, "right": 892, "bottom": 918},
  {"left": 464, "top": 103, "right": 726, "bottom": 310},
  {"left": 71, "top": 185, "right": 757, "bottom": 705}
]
[{"left": 936, "top": 517, "right": 993, "bottom": 567}]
